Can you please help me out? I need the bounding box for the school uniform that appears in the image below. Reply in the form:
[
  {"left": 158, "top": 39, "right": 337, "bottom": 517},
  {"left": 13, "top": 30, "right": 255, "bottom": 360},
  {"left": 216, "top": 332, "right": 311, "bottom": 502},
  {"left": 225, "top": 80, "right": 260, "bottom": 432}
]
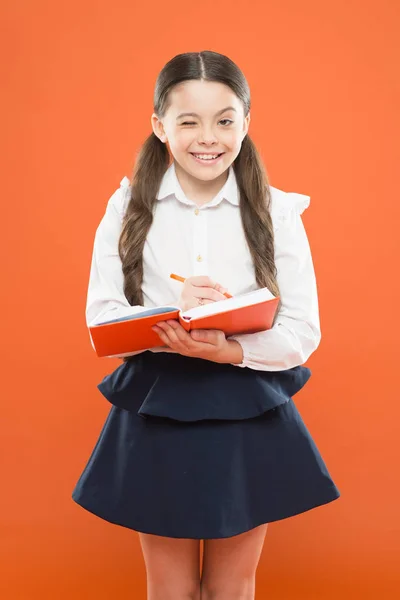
[{"left": 72, "top": 161, "right": 340, "bottom": 539}]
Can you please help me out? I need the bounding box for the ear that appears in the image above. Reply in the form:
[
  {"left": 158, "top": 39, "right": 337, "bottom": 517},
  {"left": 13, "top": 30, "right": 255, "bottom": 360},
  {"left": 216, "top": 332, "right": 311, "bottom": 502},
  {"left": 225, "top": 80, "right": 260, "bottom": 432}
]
[
  {"left": 151, "top": 113, "right": 168, "bottom": 143},
  {"left": 243, "top": 111, "right": 250, "bottom": 139}
]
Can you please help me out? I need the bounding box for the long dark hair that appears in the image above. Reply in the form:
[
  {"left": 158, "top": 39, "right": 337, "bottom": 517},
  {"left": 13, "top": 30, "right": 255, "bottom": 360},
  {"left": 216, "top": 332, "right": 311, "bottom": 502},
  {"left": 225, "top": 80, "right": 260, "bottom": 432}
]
[{"left": 119, "top": 50, "right": 281, "bottom": 316}]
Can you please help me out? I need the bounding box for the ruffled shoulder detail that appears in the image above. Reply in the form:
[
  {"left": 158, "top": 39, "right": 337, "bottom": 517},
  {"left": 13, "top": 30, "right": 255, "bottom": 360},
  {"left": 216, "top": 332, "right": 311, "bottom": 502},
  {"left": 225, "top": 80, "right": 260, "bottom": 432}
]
[
  {"left": 269, "top": 186, "right": 310, "bottom": 230},
  {"left": 109, "top": 175, "right": 131, "bottom": 219},
  {"left": 119, "top": 175, "right": 130, "bottom": 188},
  {"left": 96, "top": 351, "right": 312, "bottom": 423}
]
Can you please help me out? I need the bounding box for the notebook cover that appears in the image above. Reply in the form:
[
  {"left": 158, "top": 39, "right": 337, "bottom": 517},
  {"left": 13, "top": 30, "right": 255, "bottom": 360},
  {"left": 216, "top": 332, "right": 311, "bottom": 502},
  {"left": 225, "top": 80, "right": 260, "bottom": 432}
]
[
  {"left": 89, "top": 297, "right": 279, "bottom": 357},
  {"left": 89, "top": 309, "right": 181, "bottom": 357},
  {"left": 180, "top": 296, "right": 280, "bottom": 337}
]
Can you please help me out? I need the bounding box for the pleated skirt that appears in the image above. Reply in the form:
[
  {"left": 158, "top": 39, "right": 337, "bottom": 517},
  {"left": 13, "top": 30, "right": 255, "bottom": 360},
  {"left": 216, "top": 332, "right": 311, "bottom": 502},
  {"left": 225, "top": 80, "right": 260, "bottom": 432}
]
[{"left": 72, "top": 351, "right": 340, "bottom": 539}]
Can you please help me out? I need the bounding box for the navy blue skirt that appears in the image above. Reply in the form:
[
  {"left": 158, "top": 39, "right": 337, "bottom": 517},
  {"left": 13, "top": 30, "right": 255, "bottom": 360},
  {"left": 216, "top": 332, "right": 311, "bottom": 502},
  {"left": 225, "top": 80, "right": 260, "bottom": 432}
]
[{"left": 72, "top": 351, "right": 340, "bottom": 539}]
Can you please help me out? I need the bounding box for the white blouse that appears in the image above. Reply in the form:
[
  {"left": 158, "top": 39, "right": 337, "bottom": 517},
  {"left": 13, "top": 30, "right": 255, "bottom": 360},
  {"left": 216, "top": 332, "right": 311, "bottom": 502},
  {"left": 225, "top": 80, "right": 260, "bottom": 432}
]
[{"left": 86, "top": 161, "right": 321, "bottom": 371}]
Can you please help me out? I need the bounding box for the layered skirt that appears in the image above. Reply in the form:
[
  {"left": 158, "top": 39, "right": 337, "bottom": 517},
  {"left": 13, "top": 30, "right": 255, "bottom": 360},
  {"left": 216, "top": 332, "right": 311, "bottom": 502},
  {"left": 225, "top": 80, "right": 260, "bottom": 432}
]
[{"left": 72, "top": 351, "right": 340, "bottom": 539}]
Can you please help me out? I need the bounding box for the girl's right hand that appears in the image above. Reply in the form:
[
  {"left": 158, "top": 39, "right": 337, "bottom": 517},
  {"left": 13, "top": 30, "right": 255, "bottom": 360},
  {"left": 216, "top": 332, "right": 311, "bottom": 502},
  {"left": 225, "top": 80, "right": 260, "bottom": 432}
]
[{"left": 177, "top": 275, "right": 231, "bottom": 312}]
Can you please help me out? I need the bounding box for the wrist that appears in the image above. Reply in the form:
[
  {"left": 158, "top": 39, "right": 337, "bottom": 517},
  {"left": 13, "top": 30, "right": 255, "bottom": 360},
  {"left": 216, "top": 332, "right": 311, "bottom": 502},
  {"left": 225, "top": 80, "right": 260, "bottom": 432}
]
[{"left": 224, "top": 339, "right": 244, "bottom": 365}]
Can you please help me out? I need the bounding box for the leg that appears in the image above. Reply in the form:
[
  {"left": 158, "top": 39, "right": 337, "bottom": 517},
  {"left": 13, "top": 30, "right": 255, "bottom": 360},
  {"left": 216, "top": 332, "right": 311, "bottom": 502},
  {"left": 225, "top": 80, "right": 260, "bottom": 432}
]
[
  {"left": 138, "top": 532, "right": 201, "bottom": 600},
  {"left": 200, "top": 524, "right": 268, "bottom": 600}
]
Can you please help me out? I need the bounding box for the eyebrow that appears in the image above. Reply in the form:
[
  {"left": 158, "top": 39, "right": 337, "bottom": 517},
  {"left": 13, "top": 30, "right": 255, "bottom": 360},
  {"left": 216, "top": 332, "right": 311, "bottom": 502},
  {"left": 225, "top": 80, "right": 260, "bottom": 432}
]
[{"left": 176, "top": 106, "right": 237, "bottom": 120}]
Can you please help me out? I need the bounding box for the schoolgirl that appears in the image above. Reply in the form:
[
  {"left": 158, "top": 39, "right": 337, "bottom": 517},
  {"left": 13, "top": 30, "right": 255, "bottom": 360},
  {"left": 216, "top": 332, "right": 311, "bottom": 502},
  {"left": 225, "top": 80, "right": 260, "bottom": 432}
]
[{"left": 72, "top": 50, "right": 340, "bottom": 600}]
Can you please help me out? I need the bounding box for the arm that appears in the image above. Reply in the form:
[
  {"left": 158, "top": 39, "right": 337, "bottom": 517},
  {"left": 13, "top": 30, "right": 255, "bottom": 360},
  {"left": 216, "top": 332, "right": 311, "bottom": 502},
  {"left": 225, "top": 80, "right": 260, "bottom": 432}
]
[
  {"left": 228, "top": 192, "right": 321, "bottom": 371},
  {"left": 86, "top": 178, "right": 151, "bottom": 357}
]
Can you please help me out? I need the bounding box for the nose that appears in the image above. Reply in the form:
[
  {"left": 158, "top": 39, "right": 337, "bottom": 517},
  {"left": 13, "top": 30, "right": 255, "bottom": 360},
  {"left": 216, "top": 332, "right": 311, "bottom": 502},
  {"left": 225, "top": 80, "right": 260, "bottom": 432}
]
[{"left": 198, "top": 127, "right": 218, "bottom": 145}]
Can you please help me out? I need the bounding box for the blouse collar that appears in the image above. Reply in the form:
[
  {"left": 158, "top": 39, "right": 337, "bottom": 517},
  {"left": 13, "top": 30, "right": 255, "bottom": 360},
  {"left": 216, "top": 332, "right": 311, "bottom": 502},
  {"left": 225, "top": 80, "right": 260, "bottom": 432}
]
[{"left": 156, "top": 160, "right": 240, "bottom": 207}]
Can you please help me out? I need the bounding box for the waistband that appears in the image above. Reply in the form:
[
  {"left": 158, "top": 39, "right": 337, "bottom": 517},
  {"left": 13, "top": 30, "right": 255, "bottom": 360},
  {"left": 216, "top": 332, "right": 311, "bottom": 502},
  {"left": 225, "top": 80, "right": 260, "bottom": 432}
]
[{"left": 97, "top": 351, "right": 312, "bottom": 422}]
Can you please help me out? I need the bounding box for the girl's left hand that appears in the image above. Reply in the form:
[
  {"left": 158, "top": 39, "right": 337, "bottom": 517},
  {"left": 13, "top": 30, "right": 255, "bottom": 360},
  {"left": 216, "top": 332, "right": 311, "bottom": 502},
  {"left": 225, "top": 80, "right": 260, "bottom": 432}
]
[{"left": 152, "top": 320, "right": 242, "bottom": 364}]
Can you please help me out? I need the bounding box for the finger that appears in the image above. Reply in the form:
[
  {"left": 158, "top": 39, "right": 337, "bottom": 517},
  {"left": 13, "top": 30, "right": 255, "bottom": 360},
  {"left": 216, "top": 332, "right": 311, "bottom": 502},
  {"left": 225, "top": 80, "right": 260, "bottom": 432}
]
[
  {"left": 191, "top": 329, "right": 222, "bottom": 345},
  {"left": 152, "top": 326, "right": 171, "bottom": 347},
  {"left": 192, "top": 297, "right": 214, "bottom": 306},
  {"left": 189, "top": 276, "right": 229, "bottom": 295},
  {"left": 213, "top": 282, "right": 230, "bottom": 295},
  {"left": 165, "top": 321, "right": 193, "bottom": 347},
  {"left": 156, "top": 322, "right": 192, "bottom": 351},
  {"left": 188, "top": 275, "right": 218, "bottom": 288},
  {"left": 165, "top": 320, "right": 191, "bottom": 333},
  {"left": 193, "top": 286, "right": 229, "bottom": 302},
  {"left": 190, "top": 329, "right": 208, "bottom": 342}
]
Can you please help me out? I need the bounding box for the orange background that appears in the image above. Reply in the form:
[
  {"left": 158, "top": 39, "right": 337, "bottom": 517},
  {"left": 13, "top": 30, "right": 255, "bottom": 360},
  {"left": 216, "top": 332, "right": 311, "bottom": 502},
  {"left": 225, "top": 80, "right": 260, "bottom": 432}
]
[{"left": 1, "top": 1, "right": 399, "bottom": 598}]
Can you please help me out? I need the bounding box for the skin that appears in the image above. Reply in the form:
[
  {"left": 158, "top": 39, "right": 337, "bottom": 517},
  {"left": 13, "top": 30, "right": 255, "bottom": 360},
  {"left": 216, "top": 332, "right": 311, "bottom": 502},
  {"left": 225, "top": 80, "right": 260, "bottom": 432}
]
[
  {"left": 151, "top": 79, "right": 251, "bottom": 368},
  {"left": 139, "top": 523, "right": 268, "bottom": 600},
  {"left": 138, "top": 80, "right": 267, "bottom": 600}
]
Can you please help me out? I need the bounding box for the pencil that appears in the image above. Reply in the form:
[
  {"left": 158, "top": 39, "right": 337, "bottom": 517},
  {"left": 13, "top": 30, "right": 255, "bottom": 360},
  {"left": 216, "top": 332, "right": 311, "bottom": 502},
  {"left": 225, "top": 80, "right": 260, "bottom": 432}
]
[{"left": 170, "top": 273, "right": 233, "bottom": 298}]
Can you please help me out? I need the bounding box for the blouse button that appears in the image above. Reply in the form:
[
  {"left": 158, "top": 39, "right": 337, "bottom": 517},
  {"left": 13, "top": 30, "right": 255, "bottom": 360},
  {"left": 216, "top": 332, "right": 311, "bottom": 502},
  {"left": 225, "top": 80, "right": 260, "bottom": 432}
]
[
  {"left": 194, "top": 208, "right": 200, "bottom": 216},
  {"left": 196, "top": 255, "right": 203, "bottom": 262}
]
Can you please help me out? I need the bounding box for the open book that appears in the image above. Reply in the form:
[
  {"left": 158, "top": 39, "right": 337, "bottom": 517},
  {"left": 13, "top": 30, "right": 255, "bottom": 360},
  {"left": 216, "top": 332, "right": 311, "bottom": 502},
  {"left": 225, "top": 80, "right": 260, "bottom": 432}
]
[{"left": 89, "top": 287, "right": 280, "bottom": 358}]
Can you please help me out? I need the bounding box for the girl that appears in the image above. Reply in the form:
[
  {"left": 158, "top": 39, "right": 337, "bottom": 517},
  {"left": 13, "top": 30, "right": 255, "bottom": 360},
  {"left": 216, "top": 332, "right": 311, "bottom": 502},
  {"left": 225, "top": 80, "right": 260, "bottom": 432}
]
[{"left": 72, "top": 50, "right": 340, "bottom": 600}]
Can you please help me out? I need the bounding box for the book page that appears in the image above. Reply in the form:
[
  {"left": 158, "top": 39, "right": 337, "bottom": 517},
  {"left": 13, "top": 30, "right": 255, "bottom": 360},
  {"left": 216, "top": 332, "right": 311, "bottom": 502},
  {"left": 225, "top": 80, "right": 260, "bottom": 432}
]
[
  {"left": 181, "top": 287, "right": 277, "bottom": 321},
  {"left": 92, "top": 306, "right": 180, "bottom": 326}
]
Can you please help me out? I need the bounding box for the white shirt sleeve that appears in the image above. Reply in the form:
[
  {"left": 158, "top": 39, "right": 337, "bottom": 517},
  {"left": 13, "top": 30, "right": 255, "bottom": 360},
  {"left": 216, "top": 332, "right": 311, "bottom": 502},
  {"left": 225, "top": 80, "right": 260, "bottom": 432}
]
[
  {"left": 86, "top": 179, "right": 150, "bottom": 353},
  {"left": 228, "top": 192, "right": 321, "bottom": 371}
]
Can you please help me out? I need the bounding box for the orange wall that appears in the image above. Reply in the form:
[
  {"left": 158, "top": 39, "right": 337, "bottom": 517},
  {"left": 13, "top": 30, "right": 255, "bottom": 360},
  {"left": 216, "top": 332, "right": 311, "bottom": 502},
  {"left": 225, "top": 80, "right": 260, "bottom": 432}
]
[{"left": 1, "top": 1, "right": 399, "bottom": 598}]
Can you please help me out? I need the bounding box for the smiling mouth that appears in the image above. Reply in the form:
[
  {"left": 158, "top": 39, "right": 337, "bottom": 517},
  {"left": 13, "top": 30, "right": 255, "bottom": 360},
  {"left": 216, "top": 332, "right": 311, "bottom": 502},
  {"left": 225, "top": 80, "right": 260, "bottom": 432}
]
[{"left": 190, "top": 153, "right": 225, "bottom": 160}]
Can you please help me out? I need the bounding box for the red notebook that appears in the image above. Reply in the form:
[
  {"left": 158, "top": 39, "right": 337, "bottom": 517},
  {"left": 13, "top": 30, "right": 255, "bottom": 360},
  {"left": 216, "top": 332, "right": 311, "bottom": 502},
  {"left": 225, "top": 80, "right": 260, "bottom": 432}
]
[{"left": 89, "top": 287, "right": 280, "bottom": 358}]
